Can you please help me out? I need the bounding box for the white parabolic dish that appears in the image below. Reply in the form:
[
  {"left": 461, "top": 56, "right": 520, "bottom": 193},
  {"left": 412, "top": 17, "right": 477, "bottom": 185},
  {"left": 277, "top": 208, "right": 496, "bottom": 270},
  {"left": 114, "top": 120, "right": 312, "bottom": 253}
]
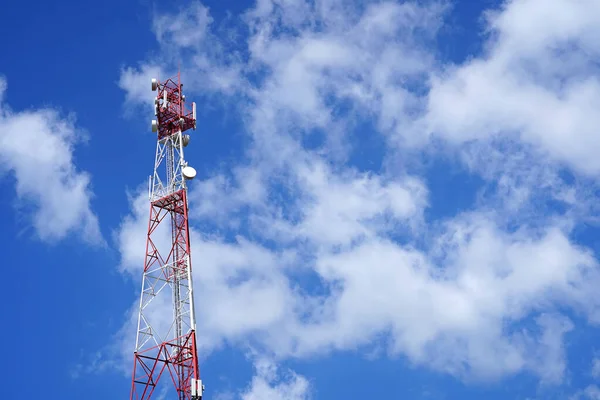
[{"left": 182, "top": 166, "right": 197, "bottom": 180}]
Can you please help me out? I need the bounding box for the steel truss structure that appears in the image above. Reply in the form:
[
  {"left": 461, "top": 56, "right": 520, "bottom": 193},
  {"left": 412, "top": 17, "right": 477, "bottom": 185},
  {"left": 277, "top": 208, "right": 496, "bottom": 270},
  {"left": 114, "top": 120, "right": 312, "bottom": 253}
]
[{"left": 129, "top": 73, "right": 203, "bottom": 400}]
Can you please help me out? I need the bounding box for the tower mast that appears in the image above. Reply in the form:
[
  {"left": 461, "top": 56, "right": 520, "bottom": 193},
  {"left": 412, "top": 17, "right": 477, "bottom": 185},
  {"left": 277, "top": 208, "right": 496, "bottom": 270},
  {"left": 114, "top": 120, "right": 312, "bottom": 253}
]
[{"left": 129, "top": 73, "right": 203, "bottom": 400}]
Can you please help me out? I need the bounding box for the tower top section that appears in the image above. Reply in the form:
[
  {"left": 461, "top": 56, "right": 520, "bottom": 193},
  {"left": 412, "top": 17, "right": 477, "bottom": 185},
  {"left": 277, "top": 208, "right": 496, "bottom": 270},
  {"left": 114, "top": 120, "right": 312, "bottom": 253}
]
[{"left": 151, "top": 73, "right": 197, "bottom": 140}]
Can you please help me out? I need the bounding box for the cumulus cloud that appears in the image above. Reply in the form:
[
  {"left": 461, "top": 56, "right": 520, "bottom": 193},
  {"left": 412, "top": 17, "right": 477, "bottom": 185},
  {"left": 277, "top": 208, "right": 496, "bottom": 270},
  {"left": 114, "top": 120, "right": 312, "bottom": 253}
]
[
  {"left": 240, "top": 358, "right": 310, "bottom": 400},
  {"left": 110, "top": 0, "right": 600, "bottom": 391},
  {"left": 110, "top": 186, "right": 599, "bottom": 385},
  {"left": 0, "top": 76, "right": 102, "bottom": 244},
  {"left": 213, "top": 358, "right": 310, "bottom": 400},
  {"left": 425, "top": 0, "right": 600, "bottom": 176}
]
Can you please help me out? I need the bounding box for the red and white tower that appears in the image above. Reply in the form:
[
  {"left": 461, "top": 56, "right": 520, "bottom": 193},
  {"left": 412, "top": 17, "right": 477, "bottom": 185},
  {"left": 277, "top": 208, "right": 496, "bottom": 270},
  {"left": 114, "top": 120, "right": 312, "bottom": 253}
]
[{"left": 129, "top": 73, "right": 203, "bottom": 400}]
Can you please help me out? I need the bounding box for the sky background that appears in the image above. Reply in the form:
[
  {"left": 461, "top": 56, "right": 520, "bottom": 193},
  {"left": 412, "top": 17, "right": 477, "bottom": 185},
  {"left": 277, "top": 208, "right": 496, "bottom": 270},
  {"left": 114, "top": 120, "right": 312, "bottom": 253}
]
[{"left": 2, "top": 0, "right": 600, "bottom": 399}]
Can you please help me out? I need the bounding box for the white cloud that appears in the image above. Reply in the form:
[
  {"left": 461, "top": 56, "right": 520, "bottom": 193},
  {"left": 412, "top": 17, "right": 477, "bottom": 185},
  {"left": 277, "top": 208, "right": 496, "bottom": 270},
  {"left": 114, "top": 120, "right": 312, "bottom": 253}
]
[
  {"left": 153, "top": 1, "right": 212, "bottom": 49},
  {"left": 0, "top": 76, "right": 102, "bottom": 244},
  {"left": 189, "top": 166, "right": 267, "bottom": 225},
  {"left": 289, "top": 161, "right": 426, "bottom": 247},
  {"left": 191, "top": 234, "right": 299, "bottom": 351},
  {"left": 155, "top": 2, "right": 244, "bottom": 96},
  {"left": 571, "top": 385, "right": 600, "bottom": 400},
  {"left": 115, "top": 184, "right": 172, "bottom": 275},
  {"left": 289, "top": 217, "right": 594, "bottom": 383},
  {"left": 240, "top": 0, "right": 443, "bottom": 153},
  {"left": 118, "top": 64, "right": 165, "bottom": 111},
  {"left": 110, "top": 182, "right": 599, "bottom": 385},
  {"left": 210, "top": 358, "right": 311, "bottom": 400},
  {"left": 110, "top": 0, "right": 600, "bottom": 391},
  {"left": 593, "top": 357, "right": 600, "bottom": 380},
  {"left": 425, "top": 0, "right": 600, "bottom": 176},
  {"left": 112, "top": 186, "right": 297, "bottom": 368},
  {"left": 240, "top": 358, "right": 310, "bottom": 400}
]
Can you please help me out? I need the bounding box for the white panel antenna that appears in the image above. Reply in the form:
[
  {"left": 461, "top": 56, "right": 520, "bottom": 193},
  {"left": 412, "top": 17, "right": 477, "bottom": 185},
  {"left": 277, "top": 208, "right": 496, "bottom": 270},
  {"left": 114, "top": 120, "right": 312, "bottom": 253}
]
[{"left": 192, "top": 102, "right": 197, "bottom": 130}]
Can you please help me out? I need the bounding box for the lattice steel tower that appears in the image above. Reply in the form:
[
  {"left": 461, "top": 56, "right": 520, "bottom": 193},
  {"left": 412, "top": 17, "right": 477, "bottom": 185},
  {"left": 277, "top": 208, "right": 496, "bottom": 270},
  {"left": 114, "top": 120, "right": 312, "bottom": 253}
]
[{"left": 129, "top": 73, "right": 204, "bottom": 400}]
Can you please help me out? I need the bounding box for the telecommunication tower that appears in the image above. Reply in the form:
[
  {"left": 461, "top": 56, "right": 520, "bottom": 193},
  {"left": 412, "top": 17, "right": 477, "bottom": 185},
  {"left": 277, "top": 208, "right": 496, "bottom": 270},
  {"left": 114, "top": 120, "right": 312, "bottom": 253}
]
[{"left": 129, "top": 73, "right": 204, "bottom": 400}]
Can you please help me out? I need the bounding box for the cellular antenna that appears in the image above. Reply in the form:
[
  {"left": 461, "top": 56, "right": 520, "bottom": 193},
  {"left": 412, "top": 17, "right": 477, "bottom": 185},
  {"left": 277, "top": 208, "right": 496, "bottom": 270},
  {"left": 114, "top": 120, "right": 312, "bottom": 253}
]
[{"left": 129, "top": 72, "right": 203, "bottom": 400}]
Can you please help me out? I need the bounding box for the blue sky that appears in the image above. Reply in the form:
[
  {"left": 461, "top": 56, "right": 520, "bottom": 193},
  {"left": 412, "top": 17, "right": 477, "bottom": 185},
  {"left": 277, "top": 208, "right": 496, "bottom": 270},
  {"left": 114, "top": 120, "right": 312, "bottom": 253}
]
[{"left": 2, "top": 0, "right": 600, "bottom": 399}]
